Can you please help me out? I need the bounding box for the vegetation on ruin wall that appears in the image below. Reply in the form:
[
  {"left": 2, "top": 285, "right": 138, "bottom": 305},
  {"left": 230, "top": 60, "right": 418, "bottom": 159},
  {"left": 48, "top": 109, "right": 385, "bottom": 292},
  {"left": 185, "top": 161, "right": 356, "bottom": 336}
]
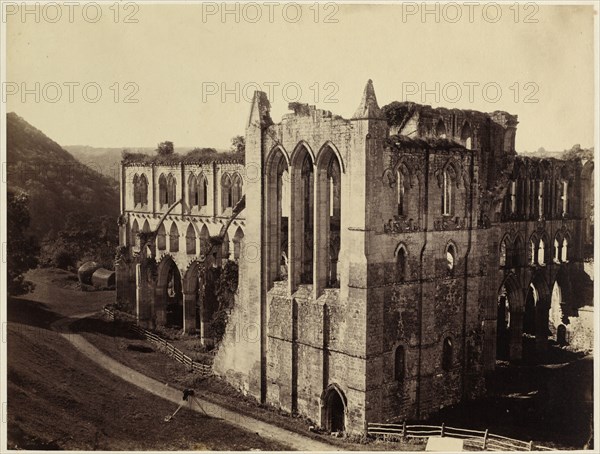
[
  {"left": 122, "top": 136, "right": 246, "bottom": 165},
  {"left": 209, "top": 260, "right": 239, "bottom": 345},
  {"left": 381, "top": 101, "right": 420, "bottom": 129}
]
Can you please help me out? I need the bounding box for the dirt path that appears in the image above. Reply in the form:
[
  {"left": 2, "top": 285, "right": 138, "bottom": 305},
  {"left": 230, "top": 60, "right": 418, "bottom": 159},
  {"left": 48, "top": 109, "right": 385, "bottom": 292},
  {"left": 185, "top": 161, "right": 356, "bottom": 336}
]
[{"left": 51, "top": 312, "right": 338, "bottom": 451}]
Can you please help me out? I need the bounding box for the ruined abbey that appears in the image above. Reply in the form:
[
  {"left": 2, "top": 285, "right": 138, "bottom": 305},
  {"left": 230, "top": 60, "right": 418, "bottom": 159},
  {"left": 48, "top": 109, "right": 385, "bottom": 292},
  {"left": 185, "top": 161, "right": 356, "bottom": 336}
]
[{"left": 115, "top": 80, "right": 594, "bottom": 434}]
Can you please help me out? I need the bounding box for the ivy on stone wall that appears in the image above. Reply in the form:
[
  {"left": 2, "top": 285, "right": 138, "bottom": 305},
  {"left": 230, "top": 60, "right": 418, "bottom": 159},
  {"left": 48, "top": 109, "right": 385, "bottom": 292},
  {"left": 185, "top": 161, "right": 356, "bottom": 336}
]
[{"left": 209, "top": 260, "right": 239, "bottom": 345}]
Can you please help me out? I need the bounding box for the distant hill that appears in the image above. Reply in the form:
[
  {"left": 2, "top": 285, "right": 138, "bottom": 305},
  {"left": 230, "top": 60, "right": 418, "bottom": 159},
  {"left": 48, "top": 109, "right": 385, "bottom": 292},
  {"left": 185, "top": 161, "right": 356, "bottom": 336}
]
[
  {"left": 519, "top": 145, "right": 594, "bottom": 160},
  {"left": 7, "top": 113, "right": 120, "bottom": 240}
]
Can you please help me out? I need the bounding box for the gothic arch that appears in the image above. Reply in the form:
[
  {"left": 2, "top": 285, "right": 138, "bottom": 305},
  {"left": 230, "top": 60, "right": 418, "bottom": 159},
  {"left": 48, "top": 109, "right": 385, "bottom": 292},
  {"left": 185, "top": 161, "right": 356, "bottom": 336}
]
[
  {"left": 496, "top": 273, "right": 524, "bottom": 361},
  {"left": 289, "top": 143, "right": 314, "bottom": 289},
  {"left": 169, "top": 222, "right": 180, "bottom": 252},
  {"left": 320, "top": 384, "right": 347, "bottom": 433},
  {"left": 233, "top": 226, "right": 245, "bottom": 261},
  {"left": 199, "top": 224, "right": 211, "bottom": 259},
  {"left": 291, "top": 140, "right": 316, "bottom": 167},
  {"left": 435, "top": 118, "right": 446, "bottom": 137},
  {"left": 266, "top": 144, "right": 290, "bottom": 170},
  {"left": 395, "top": 242, "right": 408, "bottom": 282},
  {"left": 155, "top": 255, "right": 183, "bottom": 328},
  {"left": 314, "top": 143, "right": 342, "bottom": 294},
  {"left": 316, "top": 141, "right": 345, "bottom": 174},
  {"left": 186, "top": 223, "right": 197, "bottom": 255}
]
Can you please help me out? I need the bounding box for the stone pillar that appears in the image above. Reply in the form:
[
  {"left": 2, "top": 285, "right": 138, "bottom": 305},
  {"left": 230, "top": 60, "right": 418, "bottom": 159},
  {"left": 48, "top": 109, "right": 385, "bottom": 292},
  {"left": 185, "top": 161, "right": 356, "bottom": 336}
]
[
  {"left": 136, "top": 262, "right": 154, "bottom": 328},
  {"left": 509, "top": 309, "right": 523, "bottom": 361},
  {"left": 154, "top": 286, "right": 167, "bottom": 327},
  {"left": 183, "top": 291, "right": 196, "bottom": 334},
  {"left": 313, "top": 164, "right": 329, "bottom": 300},
  {"left": 288, "top": 163, "right": 302, "bottom": 293}
]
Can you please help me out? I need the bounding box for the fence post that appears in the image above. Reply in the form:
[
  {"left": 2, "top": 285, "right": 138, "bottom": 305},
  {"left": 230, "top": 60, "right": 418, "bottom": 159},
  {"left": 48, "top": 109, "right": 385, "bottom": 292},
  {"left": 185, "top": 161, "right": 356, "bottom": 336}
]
[
  {"left": 529, "top": 441, "right": 534, "bottom": 451},
  {"left": 402, "top": 420, "right": 407, "bottom": 438},
  {"left": 440, "top": 423, "right": 445, "bottom": 437},
  {"left": 483, "top": 429, "right": 488, "bottom": 450}
]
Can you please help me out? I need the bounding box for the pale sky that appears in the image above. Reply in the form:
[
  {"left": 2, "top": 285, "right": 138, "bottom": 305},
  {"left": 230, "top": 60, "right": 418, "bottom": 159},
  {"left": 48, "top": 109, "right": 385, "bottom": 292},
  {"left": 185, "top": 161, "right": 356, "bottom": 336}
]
[{"left": 4, "top": 2, "right": 597, "bottom": 152}]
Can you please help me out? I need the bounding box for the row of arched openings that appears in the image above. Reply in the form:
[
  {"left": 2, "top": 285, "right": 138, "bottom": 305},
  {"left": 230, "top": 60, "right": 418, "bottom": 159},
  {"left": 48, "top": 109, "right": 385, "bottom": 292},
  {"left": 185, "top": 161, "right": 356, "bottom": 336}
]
[
  {"left": 503, "top": 171, "right": 571, "bottom": 220},
  {"left": 390, "top": 160, "right": 461, "bottom": 219},
  {"left": 266, "top": 143, "right": 342, "bottom": 290},
  {"left": 393, "top": 337, "right": 454, "bottom": 382},
  {"left": 432, "top": 118, "right": 473, "bottom": 150},
  {"left": 130, "top": 219, "right": 244, "bottom": 260},
  {"left": 395, "top": 242, "right": 457, "bottom": 282},
  {"left": 499, "top": 232, "right": 569, "bottom": 268},
  {"left": 138, "top": 172, "right": 242, "bottom": 212}
]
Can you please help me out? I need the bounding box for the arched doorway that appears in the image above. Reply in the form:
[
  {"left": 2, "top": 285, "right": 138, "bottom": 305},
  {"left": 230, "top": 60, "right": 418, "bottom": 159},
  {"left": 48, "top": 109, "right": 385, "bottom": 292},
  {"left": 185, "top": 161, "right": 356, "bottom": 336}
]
[
  {"left": 550, "top": 267, "right": 571, "bottom": 344},
  {"left": 321, "top": 385, "right": 346, "bottom": 433},
  {"left": 156, "top": 257, "right": 183, "bottom": 328},
  {"left": 496, "top": 275, "right": 524, "bottom": 362},
  {"left": 183, "top": 261, "right": 207, "bottom": 338},
  {"left": 524, "top": 273, "right": 551, "bottom": 359}
]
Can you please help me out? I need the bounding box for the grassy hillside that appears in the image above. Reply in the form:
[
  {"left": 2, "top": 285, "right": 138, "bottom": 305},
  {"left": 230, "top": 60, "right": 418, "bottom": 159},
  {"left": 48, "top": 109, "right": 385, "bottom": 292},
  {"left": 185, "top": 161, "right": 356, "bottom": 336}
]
[{"left": 7, "top": 113, "right": 120, "bottom": 267}]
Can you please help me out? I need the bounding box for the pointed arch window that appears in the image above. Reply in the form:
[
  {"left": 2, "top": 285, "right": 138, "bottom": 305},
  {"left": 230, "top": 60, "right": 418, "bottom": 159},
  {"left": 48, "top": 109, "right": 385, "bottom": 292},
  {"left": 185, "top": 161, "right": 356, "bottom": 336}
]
[
  {"left": 199, "top": 174, "right": 208, "bottom": 206},
  {"left": 188, "top": 174, "right": 200, "bottom": 208},
  {"left": 157, "top": 224, "right": 167, "bottom": 250},
  {"left": 131, "top": 219, "right": 140, "bottom": 248},
  {"left": 461, "top": 122, "right": 472, "bottom": 150},
  {"left": 442, "top": 168, "right": 455, "bottom": 216},
  {"left": 396, "top": 245, "right": 407, "bottom": 282},
  {"left": 554, "top": 238, "right": 561, "bottom": 263},
  {"left": 186, "top": 224, "right": 196, "bottom": 255},
  {"left": 510, "top": 180, "right": 517, "bottom": 214},
  {"left": 561, "top": 181, "right": 569, "bottom": 216},
  {"left": 232, "top": 173, "right": 243, "bottom": 206},
  {"left": 436, "top": 119, "right": 446, "bottom": 138},
  {"left": 159, "top": 174, "right": 168, "bottom": 206},
  {"left": 561, "top": 237, "right": 569, "bottom": 262},
  {"left": 167, "top": 174, "right": 177, "bottom": 206},
  {"left": 537, "top": 181, "right": 544, "bottom": 218},
  {"left": 499, "top": 239, "right": 507, "bottom": 267},
  {"left": 397, "top": 167, "right": 410, "bottom": 217},
  {"left": 442, "top": 337, "right": 453, "bottom": 371},
  {"left": 133, "top": 174, "right": 148, "bottom": 206},
  {"left": 169, "top": 223, "right": 179, "bottom": 252},
  {"left": 530, "top": 238, "right": 536, "bottom": 265},
  {"left": 538, "top": 238, "right": 545, "bottom": 265},
  {"left": 394, "top": 346, "right": 405, "bottom": 381},
  {"left": 513, "top": 236, "right": 524, "bottom": 267},
  {"left": 446, "top": 243, "right": 456, "bottom": 273},
  {"left": 222, "top": 173, "right": 233, "bottom": 210}
]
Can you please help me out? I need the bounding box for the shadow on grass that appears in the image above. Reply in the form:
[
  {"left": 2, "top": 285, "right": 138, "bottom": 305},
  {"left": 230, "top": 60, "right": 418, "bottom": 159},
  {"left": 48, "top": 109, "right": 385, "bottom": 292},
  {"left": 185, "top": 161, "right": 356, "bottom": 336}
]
[
  {"left": 8, "top": 296, "right": 63, "bottom": 330},
  {"left": 424, "top": 344, "right": 593, "bottom": 449},
  {"left": 69, "top": 316, "right": 143, "bottom": 341}
]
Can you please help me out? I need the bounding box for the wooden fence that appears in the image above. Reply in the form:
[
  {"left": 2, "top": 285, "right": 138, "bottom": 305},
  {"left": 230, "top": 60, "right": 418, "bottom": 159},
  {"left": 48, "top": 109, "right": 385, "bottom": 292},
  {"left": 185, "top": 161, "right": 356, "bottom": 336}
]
[
  {"left": 367, "top": 422, "right": 554, "bottom": 451},
  {"left": 103, "top": 307, "right": 213, "bottom": 377}
]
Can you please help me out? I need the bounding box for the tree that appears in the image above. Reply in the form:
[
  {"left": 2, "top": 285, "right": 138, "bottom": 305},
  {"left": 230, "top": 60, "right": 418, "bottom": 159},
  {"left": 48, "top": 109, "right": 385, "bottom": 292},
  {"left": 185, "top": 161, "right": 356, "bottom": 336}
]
[
  {"left": 7, "top": 191, "right": 39, "bottom": 295},
  {"left": 563, "top": 144, "right": 594, "bottom": 161},
  {"left": 157, "top": 141, "right": 174, "bottom": 156},
  {"left": 230, "top": 135, "right": 245, "bottom": 154}
]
